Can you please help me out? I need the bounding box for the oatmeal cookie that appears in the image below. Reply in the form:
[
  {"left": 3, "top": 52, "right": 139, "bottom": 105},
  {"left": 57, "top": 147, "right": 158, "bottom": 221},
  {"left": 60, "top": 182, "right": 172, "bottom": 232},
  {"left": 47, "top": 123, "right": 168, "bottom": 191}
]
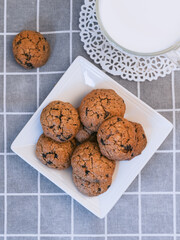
[
  {"left": 13, "top": 30, "right": 50, "bottom": 69},
  {"left": 36, "top": 134, "right": 76, "bottom": 169},
  {"left": 40, "top": 101, "right": 80, "bottom": 143},
  {"left": 97, "top": 116, "right": 136, "bottom": 161},
  {"left": 71, "top": 141, "right": 116, "bottom": 183},
  {"left": 79, "top": 89, "right": 126, "bottom": 132}
]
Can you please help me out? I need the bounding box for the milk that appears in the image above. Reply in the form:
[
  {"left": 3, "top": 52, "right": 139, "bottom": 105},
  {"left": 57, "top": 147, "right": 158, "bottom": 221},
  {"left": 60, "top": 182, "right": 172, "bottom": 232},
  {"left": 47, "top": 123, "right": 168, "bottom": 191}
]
[{"left": 98, "top": 0, "right": 180, "bottom": 53}]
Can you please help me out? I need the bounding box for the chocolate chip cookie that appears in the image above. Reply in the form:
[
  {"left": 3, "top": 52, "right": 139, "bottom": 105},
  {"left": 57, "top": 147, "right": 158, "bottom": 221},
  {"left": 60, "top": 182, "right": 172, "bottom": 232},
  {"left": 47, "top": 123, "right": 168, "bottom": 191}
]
[
  {"left": 97, "top": 116, "right": 136, "bottom": 161},
  {"left": 13, "top": 30, "right": 50, "bottom": 69},
  {"left": 79, "top": 89, "right": 126, "bottom": 132},
  {"left": 36, "top": 134, "right": 76, "bottom": 169},
  {"left": 73, "top": 173, "right": 112, "bottom": 196},
  {"left": 40, "top": 101, "right": 80, "bottom": 143},
  {"left": 71, "top": 141, "right": 116, "bottom": 183},
  {"left": 131, "top": 122, "right": 147, "bottom": 157}
]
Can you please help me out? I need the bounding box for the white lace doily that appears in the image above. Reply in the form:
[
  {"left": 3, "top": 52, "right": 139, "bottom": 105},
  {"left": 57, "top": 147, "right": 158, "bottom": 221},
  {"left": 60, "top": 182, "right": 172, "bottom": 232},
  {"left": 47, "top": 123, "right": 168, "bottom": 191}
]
[{"left": 79, "top": 0, "right": 177, "bottom": 81}]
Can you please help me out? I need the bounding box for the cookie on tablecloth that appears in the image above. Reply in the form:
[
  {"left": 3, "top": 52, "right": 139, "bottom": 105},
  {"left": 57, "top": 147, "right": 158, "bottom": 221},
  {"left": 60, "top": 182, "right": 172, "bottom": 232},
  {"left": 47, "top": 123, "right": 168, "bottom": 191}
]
[{"left": 13, "top": 30, "right": 50, "bottom": 69}]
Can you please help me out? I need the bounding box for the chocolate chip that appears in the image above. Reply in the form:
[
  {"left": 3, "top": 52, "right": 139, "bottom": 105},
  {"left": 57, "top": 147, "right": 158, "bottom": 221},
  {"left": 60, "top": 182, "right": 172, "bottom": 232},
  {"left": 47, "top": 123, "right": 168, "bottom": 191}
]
[
  {"left": 123, "top": 144, "right": 133, "bottom": 152},
  {"left": 82, "top": 165, "right": 86, "bottom": 168},
  {"left": 24, "top": 53, "right": 31, "bottom": 61},
  {"left": 106, "top": 174, "right": 109, "bottom": 178},
  {"left": 135, "top": 128, "right": 138, "bottom": 133},
  {"left": 25, "top": 62, "right": 34, "bottom": 69},
  {"left": 85, "top": 170, "right": 90, "bottom": 175},
  {"left": 142, "top": 134, "right": 146, "bottom": 138},
  {"left": 42, "top": 153, "right": 46, "bottom": 158},
  {"left": 47, "top": 161, "right": 53, "bottom": 165},
  {"left": 43, "top": 45, "right": 45, "bottom": 51},
  {"left": 86, "top": 107, "right": 88, "bottom": 116},
  {"left": 49, "top": 125, "right": 54, "bottom": 129},
  {"left": 97, "top": 113, "right": 99, "bottom": 119},
  {"left": 101, "top": 138, "right": 105, "bottom": 145},
  {"left": 57, "top": 135, "right": 66, "bottom": 142},
  {"left": 98, "top": 188, "right": 101, "bottom": 192},
  {"left": 107, "top": 185, "right": 111, "bottom": 189},
  {"left": 16, "top": 40, "right": 21, "bottom": 45},
  {"left": 54, "top": 153, "right": 58, "bottom": 158},
  {"left": 117, "top": 117, "right": 122, "bottom": 122},
  {"left": 131, "top": 153, "right": 134, "bottom": 157}
]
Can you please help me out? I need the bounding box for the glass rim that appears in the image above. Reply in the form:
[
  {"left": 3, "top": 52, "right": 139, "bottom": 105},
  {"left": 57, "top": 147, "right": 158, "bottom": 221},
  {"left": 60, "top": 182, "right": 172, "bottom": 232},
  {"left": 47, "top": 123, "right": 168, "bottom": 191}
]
[{"left": 96, "top": 0, "right": 180, "bottom": 57}]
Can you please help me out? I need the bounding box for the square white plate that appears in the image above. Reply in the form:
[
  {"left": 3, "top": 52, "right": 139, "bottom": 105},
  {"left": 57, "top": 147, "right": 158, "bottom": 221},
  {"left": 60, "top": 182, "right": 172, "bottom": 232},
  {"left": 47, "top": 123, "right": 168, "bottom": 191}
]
[{"left": 11, "top": 56, "right": 173, "bottom": 219}]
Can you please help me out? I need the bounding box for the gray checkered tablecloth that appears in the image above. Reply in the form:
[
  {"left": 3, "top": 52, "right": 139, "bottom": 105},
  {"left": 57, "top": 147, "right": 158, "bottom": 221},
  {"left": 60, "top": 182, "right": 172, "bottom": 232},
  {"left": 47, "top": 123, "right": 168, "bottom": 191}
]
[{"left": 0, "top": 0, "right": 180, "bottom": 239}]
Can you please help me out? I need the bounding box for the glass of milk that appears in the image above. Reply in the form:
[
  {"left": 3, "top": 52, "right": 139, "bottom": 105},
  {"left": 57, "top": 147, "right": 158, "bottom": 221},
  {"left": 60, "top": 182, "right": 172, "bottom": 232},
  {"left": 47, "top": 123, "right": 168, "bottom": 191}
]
[{"left": 96, "top": 0, "right": 180, "bottom": 66}]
